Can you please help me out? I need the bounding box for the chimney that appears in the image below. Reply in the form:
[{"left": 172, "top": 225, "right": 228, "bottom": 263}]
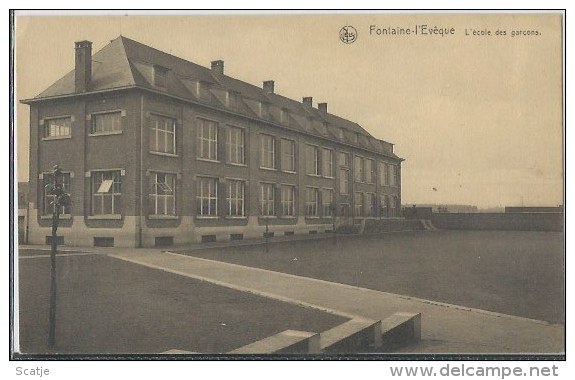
[
  {"left": 263, "top": 80, "right": 275, "bottom": 94},
  {"left": 74, "top": 40, "right": 92, "bottom": 93},
  {"left": 302, "top": 97, "right": 313, "bottom": 108},
  {"left": 318, "top": 102, "right": 328, "bottom": 114},
  {"left": 211, "top": 60, "right": 224, "bottom": 77}
]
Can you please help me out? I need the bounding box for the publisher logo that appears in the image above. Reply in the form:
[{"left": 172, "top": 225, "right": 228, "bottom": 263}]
[{"left": 339, "top": 26, "right": 357, "bottom": 44}]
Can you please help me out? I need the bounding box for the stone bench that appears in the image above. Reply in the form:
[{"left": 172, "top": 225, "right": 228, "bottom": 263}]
[
  {"left": 381, "top": 312, "right": 421, "bottom": 350},
  {"left": 320, "top": 318, "right": 382, "bottom": 353},
  {"left": 229, "top": 330, "right": 320, "bottom": 354}
]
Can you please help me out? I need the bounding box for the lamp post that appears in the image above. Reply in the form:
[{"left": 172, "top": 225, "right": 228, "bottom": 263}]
[{"left": 48, "top": 165, "right": 70, "bottom": 348}]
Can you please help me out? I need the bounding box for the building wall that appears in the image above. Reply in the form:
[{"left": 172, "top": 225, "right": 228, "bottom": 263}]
[{"left": 27, "top": 89, "right": 402, "bottom": 247}]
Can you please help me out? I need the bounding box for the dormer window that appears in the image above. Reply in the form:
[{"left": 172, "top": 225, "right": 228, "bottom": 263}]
[
  {"left": 154, "top": 66, "right": 168, "bottom": 88},
  {"left": 338, "top": 128, "right": 345, "bottom": 139},
  {"left": 259, "top": 102, "right": 269, "bottom": 118},
  {"left": 196, "top": 81, "right": 211, "bottom": 101},
  {"left": 280, "top": 108, "right": 290, "bottom": 125},
  {"left": 227, "top": 91, "right": 239, "bottom": 110}
]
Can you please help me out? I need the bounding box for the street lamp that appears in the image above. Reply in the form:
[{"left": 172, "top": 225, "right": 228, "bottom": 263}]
[{"left": 48, "top": 165, "right": 70, "bottom": 348}]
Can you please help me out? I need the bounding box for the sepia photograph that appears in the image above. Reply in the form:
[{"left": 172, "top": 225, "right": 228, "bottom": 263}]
[{"left": 11, "top": 10, "right": 564, "bottom": 360}]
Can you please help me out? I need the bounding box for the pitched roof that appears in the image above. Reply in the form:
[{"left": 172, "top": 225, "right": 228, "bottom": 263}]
[{"left": 28, "top": 36, "right": 399, "bottom": 159}]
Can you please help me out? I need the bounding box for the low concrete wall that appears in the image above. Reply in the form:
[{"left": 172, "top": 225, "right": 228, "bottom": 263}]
[
  {"left": 320, "top": 318, "right": 382, "bottom": 353},
  {"left": 229, "top": 330, "right": 320, "bottom": 354},
  {"left": 363, "top": 219, "right": 425, "bottom": 234},
  {"left": 431, "top": 212, "right": 563, "bottom": 232},
  {"left": 381, "top": 312, "right": 421, "bottom": 352}
]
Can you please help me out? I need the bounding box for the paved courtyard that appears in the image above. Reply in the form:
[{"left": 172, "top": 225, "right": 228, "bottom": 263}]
[
  {"left": 17, "top": 250, "right": 346, "bottom": 354},
  {"left": 176, "top": 230, "right": 564, "bottom": 324}
]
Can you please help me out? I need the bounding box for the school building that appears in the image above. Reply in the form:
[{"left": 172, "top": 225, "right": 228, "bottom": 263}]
[{"left": 21, "top": 36, "right": 403, "bottom": 247}]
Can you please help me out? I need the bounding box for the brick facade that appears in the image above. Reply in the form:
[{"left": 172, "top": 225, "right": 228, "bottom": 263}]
[{"left": 22, "top": 37, "right": 403, "bottom": 247}]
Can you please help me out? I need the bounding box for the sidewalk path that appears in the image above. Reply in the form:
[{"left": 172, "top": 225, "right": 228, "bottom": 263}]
[{"left": 107, "top": 249, "right": 563, "bottom": 354}]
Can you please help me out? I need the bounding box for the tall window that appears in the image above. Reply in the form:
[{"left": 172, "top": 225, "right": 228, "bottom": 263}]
[
  {"left": 322, "top": 189, "right": 334, "bottom": 217},
  {"left": 354, "top": 192, "right": 363, "bottom": 217},
  {"left": 227, "top": 126, "right": 245, "bottom": 165},
  {"left": 44, "top": 117, "right": 71, "bottom": 138},
  {"left": 392, "top": 165, "right": 400, "bottom": 187},
  {"left": 384, "top": 163, "right": 390, "bottom": 186},
  {"left": 197, "top": 177, "right": 218, "bottom": 216},
  {"left": 339, "top": 152, "right": 349, "bottom": 167},
  {"left": 149, "top": 172, "right": 176, "bottom": 216},
  {"left": 306, "top": 187, "right": 319, "bottom": 217},
  {"left": 281, "top": 139, "right": 296, "bottom": 172},
  {"left": 91, "top": 112, "right": 122, "bottom": 134},
  {"left": 365, "top": 159, "right": 374, "bottom": 183},
  {"left": 354, "top": 156, "right": 363, "bottom": 182},
  {"left": 281, "top": 185, "right": 295, "bottom": 217},
  {"left": 306, "top": 145, "right": 319, "bottom": 175},
  {"left": 322, "top": 148, "right": 333, "bottom": 178},
  {"left": 390, "top": 195, "right": 397, "bottom": 217},
  {"left": 381, "top": 194, "right": 389, "bottom": 217},
  {"left": 197, "top": 118, "right": 218, "bottom": 160},
  {"left": 150, "top": 114, "right": 176, "bottom": 154},
  {"left": 366, "top": 193, "right": 376, "bottom": 217},
  {"left": 379, "top": 163, "right": 387, "bottom": 186},
  {"left": 260, "top": 183, "right": 275, "bottom": 216},
  {"left": 43, "top": 172, "right": 71, "bottom": 215},
  {"left": 340, "top": 168, "right": 349, "bottom": 195},
  {"left": 91, "top": 171, "right": 122, "bottom": 215},
  {"left": 260, "top": 134, "right": 275, "bottom": 169},
  {"left": 227, "top": 180, "right": 245, "bottom": 217}
]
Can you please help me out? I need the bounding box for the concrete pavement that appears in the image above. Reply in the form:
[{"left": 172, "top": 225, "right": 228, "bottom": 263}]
[{"left": 106, "top": 248, "right": 564, "bottom": 354}]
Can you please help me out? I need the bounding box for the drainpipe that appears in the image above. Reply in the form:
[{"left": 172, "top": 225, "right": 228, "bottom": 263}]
[{"left": 138, "top": 95, "right": 144, "bottom": 248}]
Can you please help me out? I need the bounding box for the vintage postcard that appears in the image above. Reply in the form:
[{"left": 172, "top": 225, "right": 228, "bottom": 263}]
[{"left": 12, "top": 11, "right": 564, "bottom": 360}]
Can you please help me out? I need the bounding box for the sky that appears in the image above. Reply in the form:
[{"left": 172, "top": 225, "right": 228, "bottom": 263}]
[{"left": 14, "top": 12, "right": 564, "bottom": 209}]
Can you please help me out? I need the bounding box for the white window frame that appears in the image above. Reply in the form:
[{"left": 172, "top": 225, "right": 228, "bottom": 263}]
[
  {"left": 306, "top": 145, "right": 319, "bottom": 176},
  {"left": 340, "top": 168, "right": 350, "bottom": 195},
  {"left": 197, "top": 177, "right": 218, "bottom": 217},
  {"left": 227, "top": 126, "right": 245, "bottom": 165},
  {"left": 197, "top": 118, "right": 218, "bottom": 161},
  {"left": 322, "top": 188, "right": 334, "bottom": 217},
  {"left": 392, "top": 165, "right": 399, "bottom": 187},
  {"left": 322, "top": 148, "right": 334, "bottom": 178},
  {"left": 366, "top": 192, "right": 376, "bottom": 217},
  {"left": 227, "top": 180, "right": 246, "bottom": 217},
  {"left": 42, "top": 172, "right": 72, "bottom": 216},
  {"left": 281, "top": 185, "right": 296, "bottom": 217},
  {"left": 44, "top": 116, "right": 72, "bottom": 139},
  {"left": 91, "top": 170, "right": 122, "bottom": 216},
  {"left": 91, "top": 111, "right": 122, "bottom": 135},
  {"left": 281, "top": 139, "right": 296, "bottom": 172},
  {"left": 150, "top": 114, "right": 176, "bottom": 155},
  {"left": 305, "top": 187, "right": 319, "bottom": 217},
  {"left": 354, "top": 156, "right": 363, "bottom": 182},
  {"left": 354, "top": 192, "right": 363, "bottom": 217},
  {"left": 260, "top": 183, "right": 275, "bottom": 216},
  {"left": 365, "top": 159, "right": 374, "bottom": 184},
  {"left": 260, "top": 134, "right": 275, "bottom": 169},
  {"left": 149, "top": 172, "right": 176, "bottom": 216}
]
